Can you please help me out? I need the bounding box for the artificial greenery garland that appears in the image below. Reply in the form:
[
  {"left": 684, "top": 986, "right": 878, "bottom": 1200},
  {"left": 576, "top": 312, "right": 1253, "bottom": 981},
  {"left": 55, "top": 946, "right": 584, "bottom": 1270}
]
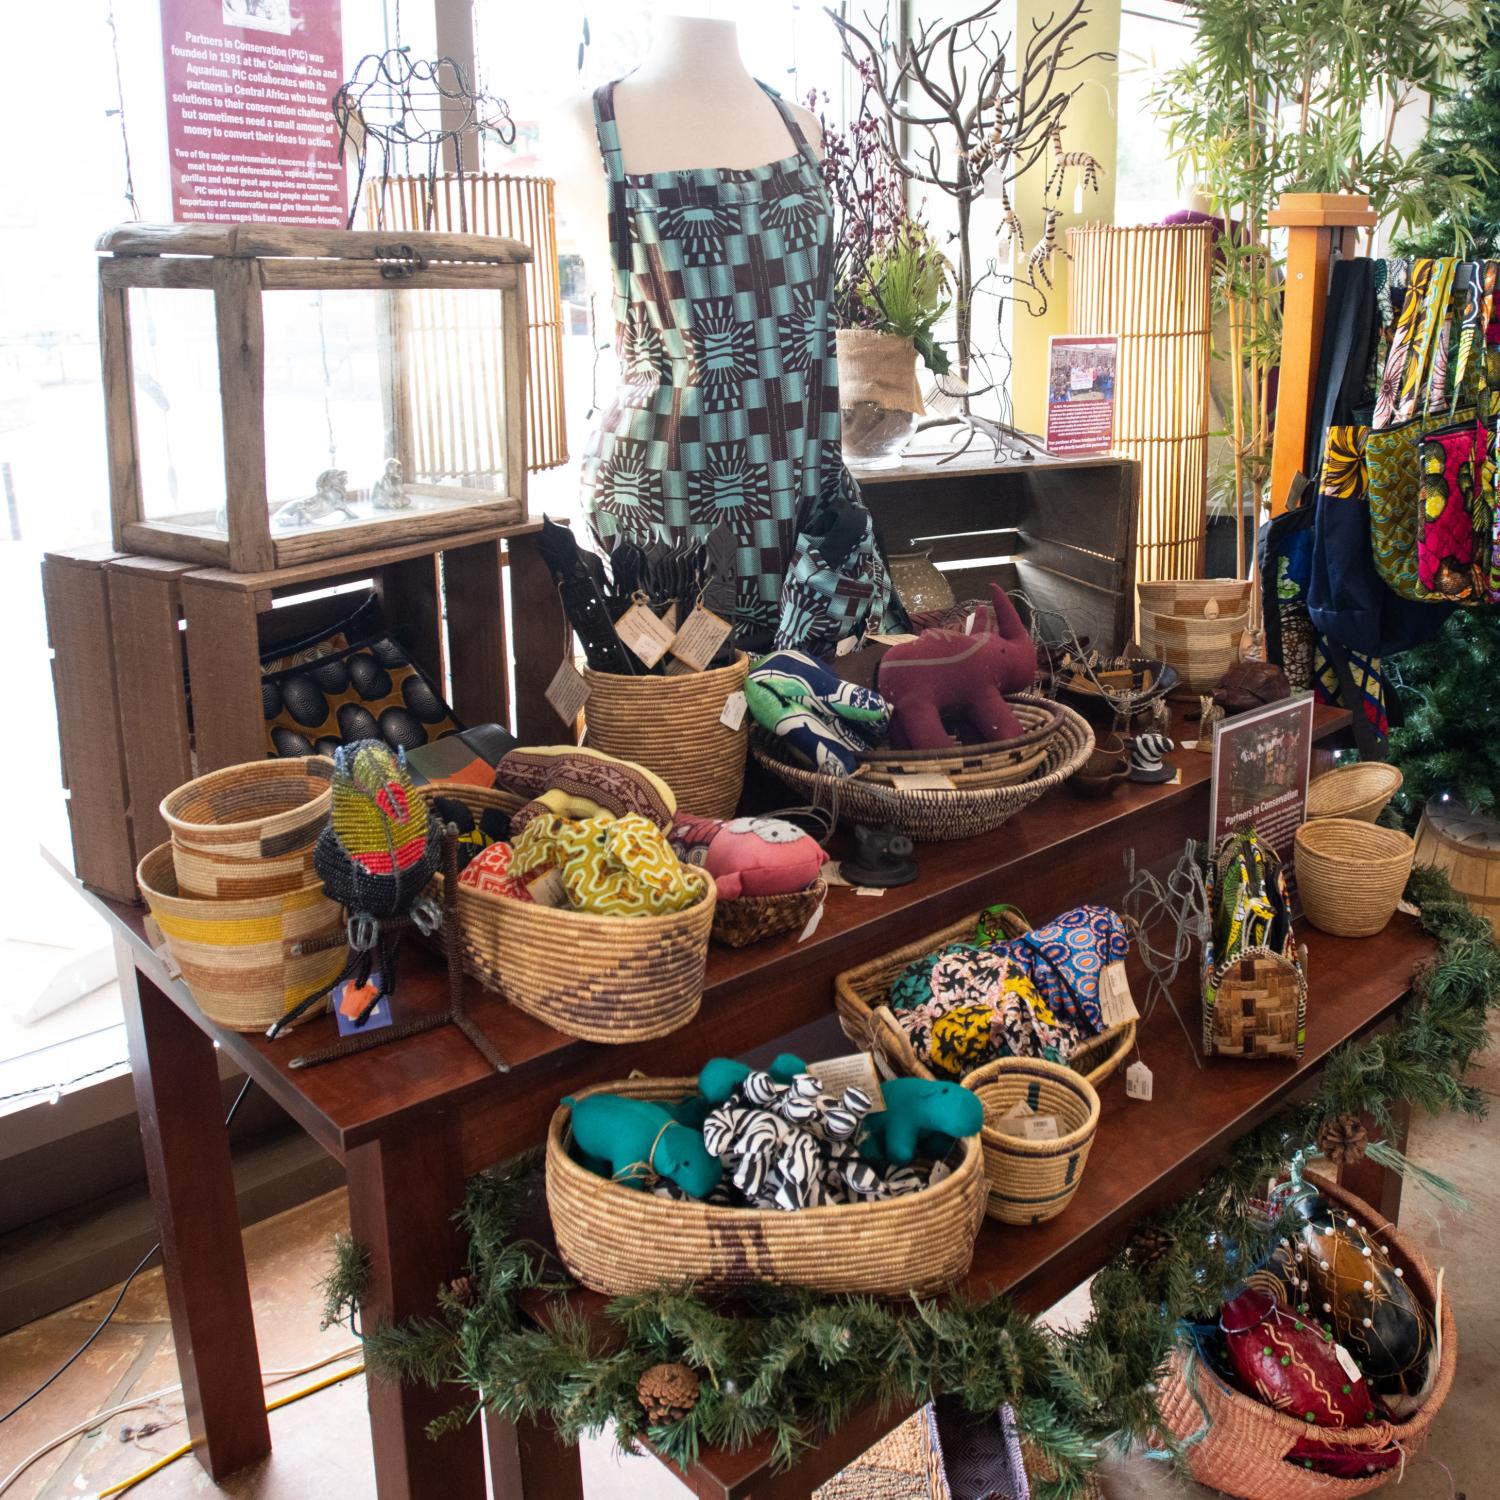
[{"left": 321, "top": 866, "right": 1498, "bottom": 1500}]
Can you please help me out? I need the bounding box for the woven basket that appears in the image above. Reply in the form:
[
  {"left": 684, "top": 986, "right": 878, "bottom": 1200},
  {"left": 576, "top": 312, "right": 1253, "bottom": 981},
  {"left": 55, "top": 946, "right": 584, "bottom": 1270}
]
[
  {"left": 1136, "top": 577, "right": 1254, "bottom": 617},
  {"left": 547, "top": 1075, "right": 987, "bottom": 1296},
  {"left": 1156, "top": 1176, "right": 1456, "bottom": 1499},
  {"left": 754, "top": 697, "right": 1094, "bottom": 843},
  {"left": 854, "top": 700, "right": 1065, "bottom": 789},
  {"left": 712, "top": 881, "right": 825, "bottom": 949},
  {"left": 1204, "top": 950, "right": 1307, "bottom": 1060},
  {"left": 960, "top": 1057, "right": 1099, "bottom": 1224},
  {"left": 136, "top": 842, "right": 344, "bottom": 1032},
  {"left": 419, "top": 782, "right": 714, "bottom": 1043},
  {"left": 1295, "top": 820, "right": 1415, "bottom": 938},
  {"left": 1306, "top": 763, "right": 1403, "bottom": 823},
  {"left": 161, "top": 757, "right": 333, "bottom": 900},
  {"left": 582, "top": 653, "right": 749, "bottom": 820},
  {"left": 1138, "top": 606, "right": 1250, "bottom": 694},
  {"left": 833, "top": 907, "right": 1135, "bottom": 1090}
]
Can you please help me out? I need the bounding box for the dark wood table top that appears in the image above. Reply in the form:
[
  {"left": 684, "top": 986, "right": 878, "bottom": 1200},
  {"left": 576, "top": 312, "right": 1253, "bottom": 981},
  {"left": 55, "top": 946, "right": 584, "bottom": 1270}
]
[{"left": 78, "top": 702, "right": 1354, "bottom": 1178}]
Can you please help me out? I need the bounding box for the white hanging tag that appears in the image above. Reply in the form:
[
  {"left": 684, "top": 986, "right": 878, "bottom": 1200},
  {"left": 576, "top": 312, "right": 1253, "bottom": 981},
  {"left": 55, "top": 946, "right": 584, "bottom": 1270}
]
[
  {"left": 616, "top": 601, "right": 676, "bottom": 668},
  {"left": 1021, "top": 1113, "right": 1060, "bottom": 1141},
  {"left": 1333, "top": 1343, "right": 1364, "bottom": 1382},
  {"left": 670, "top": 603, "right": 733, "bottom": 671},
  {"left": 835, "top": 633, "right": 858, "bottom": 657},
  {"left": 965, "top": 611, "right": 977, "bottom": 633},
  {"left": 891, "top": 772, "right": 956, "bottom": 791},
  {"left": 1099, "top": 960, "right": 1140, "bottom": 1027},
  {"left": 807, "top": 1051, "right": 884, "bottom": 1102},
  {"left": 796, "top": 889, "right": 827, "bottom": 942},
  {"left": 522, "top": 863, "right": 567, "bottom": 908},
  {"left": 544, "top": 660, "right": 591, "bottom": 724},
  {"left": 855, "top": 885, "right": 885, "bottom": 898},
  {"left": 1125, "top": 1061, "right": 1153, "bottom": 1101},
  {"left": 719, "top": 689, "right": 748, "bottom": 731}
]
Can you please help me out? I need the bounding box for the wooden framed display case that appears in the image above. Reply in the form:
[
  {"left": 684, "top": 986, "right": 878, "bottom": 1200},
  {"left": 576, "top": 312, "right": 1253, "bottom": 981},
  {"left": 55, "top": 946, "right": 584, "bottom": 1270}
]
[{"left": 97, "top": 223, "right": 532, "bottom": 572}]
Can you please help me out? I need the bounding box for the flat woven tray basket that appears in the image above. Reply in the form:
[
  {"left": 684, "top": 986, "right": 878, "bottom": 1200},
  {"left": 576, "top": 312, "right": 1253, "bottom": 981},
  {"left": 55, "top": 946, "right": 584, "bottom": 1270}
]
[
  {"left": 547, "top": 1075, "right": 987, "bottom": 1297},
  {"left": 1155, "top": 1175, "right": 1456, "bottom": 1499},
  {"left": 853, "top": 699, "right": 1064, "bottom": 789},
  {"left": 753, "top": 696, "right": 1093, "bottom": 842},
  {"left": 419, "top": 783, "right": 715, "bottom": 1044},
  {"left": 833, "top": 907, "right": 1135, "bottom": 1090}
]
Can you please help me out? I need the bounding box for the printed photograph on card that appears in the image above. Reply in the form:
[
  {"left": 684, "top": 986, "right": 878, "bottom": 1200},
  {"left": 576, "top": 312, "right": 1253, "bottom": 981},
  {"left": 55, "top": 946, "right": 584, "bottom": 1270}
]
[
  {"left": 1045, "top": 335, "right": 1117, "bottom": 455},
  {"left": 1209, "top": 693, "right": 1315, "bottom": 868}
]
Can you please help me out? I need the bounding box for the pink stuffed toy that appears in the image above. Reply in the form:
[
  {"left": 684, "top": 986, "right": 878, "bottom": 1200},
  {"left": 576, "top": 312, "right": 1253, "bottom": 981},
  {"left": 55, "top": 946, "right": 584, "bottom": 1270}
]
[
  {"left": 876, "top": 581, "right": 1035, "bottom": 749},
  {"left": 669, "top": 814, "right": 828, "bottom": 900}
]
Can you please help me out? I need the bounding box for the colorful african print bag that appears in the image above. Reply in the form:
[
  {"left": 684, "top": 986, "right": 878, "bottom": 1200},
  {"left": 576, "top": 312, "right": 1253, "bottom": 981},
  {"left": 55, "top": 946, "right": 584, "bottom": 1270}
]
[{"left": 773, "top": 490, "right": 894, "bottom": 656}]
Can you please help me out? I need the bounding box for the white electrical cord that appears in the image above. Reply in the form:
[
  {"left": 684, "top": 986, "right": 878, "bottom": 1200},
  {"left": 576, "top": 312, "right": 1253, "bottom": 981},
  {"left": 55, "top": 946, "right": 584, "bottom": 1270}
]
[{"left": 0, "top": 1345, "right": 361, "bottom": 1496}]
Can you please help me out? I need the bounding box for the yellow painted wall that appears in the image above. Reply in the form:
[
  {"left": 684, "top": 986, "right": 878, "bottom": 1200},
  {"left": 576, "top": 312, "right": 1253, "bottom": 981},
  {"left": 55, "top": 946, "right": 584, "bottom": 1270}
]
[{"left": 1009, "top": 0, "right": 1120, "bottom": 435}]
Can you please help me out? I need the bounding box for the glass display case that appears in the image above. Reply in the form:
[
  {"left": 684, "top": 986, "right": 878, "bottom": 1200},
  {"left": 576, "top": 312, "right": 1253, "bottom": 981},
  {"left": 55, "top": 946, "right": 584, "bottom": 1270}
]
[{"left": 97, "top": 224, "right": 532, "bottom": 571}]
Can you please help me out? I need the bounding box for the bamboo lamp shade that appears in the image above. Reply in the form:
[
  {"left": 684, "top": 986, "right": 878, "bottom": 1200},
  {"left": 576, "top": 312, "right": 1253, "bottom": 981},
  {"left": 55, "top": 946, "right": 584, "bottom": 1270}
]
[
  {"left": 1067, "top": 223, "right": 1213, "bottom": 589},
  {"left": 367, "top": 173, "right": 568, "bottom": 472}
]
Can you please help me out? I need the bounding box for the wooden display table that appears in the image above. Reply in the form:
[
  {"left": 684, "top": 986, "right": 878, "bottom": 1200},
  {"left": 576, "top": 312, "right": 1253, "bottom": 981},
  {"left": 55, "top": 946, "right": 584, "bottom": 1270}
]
[{"left": 74, "top": 701, "right": 1431, "bottom": 1500}]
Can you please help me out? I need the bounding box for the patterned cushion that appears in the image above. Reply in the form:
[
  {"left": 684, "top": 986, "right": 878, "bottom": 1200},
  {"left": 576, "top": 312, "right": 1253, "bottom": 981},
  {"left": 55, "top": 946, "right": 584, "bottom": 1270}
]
[
  {"left": 496, "top": 746, "right": 676, "bottom": 832},
  {"left": 458, "top": 842, "right": 533, "bottom": 902},
  {"left": 746, "top": 650, "right": 891, "bottom": 777},
  {"left": 512, "top": 812, "right": 698, "bottom": 917}
]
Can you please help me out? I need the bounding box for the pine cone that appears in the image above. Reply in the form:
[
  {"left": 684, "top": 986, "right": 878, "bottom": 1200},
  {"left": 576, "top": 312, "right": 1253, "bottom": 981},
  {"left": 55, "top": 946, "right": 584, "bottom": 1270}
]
[
  {"left": 637, "top": 1362, "right": 700, "bottom": 1424},
  {"left": 1125, "top": 1227, "right": 1173, "bottom": 1274},
  {"left": 1317, "top": 1114, "right": 1369, "bottom": 1165},
  {"left": 448, "top": 1275, "right": 475, "bottom": 1307}
]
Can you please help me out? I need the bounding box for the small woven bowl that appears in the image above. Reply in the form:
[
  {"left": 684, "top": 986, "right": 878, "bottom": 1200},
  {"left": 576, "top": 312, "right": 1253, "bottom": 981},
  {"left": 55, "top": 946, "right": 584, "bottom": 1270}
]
[
  {"left": 1295, "top": 818, "right": 1415, "bottom": 938},
  {"left": 1306, "top": 762, "right": 1403, "bottom": 823},
  {"left": 712, "top": 881, "right": 826, "bottom": 949}
]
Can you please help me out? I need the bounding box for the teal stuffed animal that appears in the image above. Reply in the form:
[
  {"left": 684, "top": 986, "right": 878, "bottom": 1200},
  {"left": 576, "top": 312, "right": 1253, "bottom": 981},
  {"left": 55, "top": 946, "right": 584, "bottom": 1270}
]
[
  {"left": 699, "top": 1052, "right": 805, "bottom": 1104},
  {"left": 860, "top": 1077, "right": 984, "bottom": 1166},
  {"left": 564, "top": 1093, "right": 722, "bottom": 1198}
]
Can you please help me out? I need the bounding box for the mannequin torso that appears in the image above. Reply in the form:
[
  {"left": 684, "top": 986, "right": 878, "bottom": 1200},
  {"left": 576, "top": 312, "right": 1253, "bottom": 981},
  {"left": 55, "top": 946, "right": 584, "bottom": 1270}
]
[{"left": 548, "top": 16, "right": 821, "bottom": 295}]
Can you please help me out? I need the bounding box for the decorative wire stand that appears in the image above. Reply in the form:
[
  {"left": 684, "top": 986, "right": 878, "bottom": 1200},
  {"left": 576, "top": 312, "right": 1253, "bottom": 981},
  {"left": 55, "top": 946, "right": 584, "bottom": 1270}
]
[{"left": 1119, "top": 843, "right": 1208, "bottom": 1069}]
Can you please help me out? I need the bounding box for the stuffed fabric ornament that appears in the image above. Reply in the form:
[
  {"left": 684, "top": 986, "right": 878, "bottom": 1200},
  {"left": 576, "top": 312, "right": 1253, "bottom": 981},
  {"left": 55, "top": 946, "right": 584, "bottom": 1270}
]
[
  {"left": 1219, "top": 1286, "right": 1375, "bottom": 1428},
  {"left": 1259, "top": 1190, "right": 1434, "bottom": 1401},
  {"left": 699, "top": 1053, "right": 805, "bottom": 1104},
  {"left": 876, "top": 583, "right": 1035, "bottom": 749},
  {"left": 565, "top": 1093, "right": 722, "bottom": 1198},
  {"left": 669, "top": 812, "right": 828, "bottom": 899},
  {"left": 457, "top": 841, "right": 533, "bottom": 901},
  {"left": 746, "top": 652, "right": 891, "bottom": 777},
  {"left": 512, "top": 812, "right": 698, "bottom": 916},
  {"left": 496, "top": 746, "right": 676, "bottom": 833}
]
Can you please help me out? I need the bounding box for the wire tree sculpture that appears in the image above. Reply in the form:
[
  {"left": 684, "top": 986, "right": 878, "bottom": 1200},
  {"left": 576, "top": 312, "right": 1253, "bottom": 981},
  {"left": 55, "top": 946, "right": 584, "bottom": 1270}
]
[
  {"left": 333, "top": 50, "right": 516, "bottom": 232},
  {"left": 828, "top": 1, "right": 1110, "bottom": 453}
]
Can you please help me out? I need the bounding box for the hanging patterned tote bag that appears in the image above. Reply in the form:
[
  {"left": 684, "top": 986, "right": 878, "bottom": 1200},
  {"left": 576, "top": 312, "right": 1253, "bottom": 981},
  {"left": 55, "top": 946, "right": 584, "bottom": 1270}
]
[
  {"left": 1414, "top": 260, "right": 1500, "bottom": 603},
  {"left": 1365, "top": 257, "right": 1456, "bottom": 599}
]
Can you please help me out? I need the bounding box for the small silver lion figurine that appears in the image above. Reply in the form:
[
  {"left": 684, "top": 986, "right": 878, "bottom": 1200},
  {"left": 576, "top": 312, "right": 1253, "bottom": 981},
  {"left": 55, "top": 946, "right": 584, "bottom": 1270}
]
[{"left": 371, "top": 457, "right": 409, "bottom": 511}]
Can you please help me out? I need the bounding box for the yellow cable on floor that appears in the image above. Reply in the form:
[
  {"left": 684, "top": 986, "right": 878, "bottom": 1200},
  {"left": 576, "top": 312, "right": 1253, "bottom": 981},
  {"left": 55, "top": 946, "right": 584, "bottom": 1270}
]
[{"left": 96, "top": 1364, "right": 364, "bottom": 1498}]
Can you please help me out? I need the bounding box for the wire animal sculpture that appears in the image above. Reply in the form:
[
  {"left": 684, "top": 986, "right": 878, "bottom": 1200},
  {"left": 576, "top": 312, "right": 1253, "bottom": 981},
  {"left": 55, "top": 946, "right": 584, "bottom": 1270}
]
[
  {"left": 333, "top": 50, "right": 516, "bottom": 232},
  {"left": 1045, "top": 124, "right": 1104, "bottom": 200}
]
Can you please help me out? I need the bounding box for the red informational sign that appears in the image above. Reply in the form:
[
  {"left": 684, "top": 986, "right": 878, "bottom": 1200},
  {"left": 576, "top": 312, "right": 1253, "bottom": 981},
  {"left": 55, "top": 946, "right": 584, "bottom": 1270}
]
[
  {"left": 1045, "top": 334, "right": 1117, "bottom": 455},
  {"left": 159, "top": 0, "right": 347, "bottom": 227}
]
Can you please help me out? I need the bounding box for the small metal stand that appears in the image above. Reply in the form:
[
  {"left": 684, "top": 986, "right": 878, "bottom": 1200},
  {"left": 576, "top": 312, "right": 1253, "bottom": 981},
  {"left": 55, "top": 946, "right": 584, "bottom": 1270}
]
[{"left": 288, "top": 827, "right": 509, "bottom": 1072}]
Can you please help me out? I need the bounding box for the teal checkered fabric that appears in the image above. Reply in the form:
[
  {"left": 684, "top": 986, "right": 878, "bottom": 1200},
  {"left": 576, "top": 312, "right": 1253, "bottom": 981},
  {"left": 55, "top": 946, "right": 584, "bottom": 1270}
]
[{"left": 580, "top": 81, "right": 858, "bottom": 644}]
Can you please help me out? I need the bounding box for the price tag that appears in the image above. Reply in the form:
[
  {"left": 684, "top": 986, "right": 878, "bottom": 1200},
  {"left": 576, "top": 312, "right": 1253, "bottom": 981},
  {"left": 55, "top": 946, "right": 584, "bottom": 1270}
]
[
  {"left": 835, "top": 633, "right": 859, "bottom": 657},
  {"left": 892, "top": 772, "right": 956, "bottom": 791},
  {"left": 544, "top": 660, "right": 590, "bottom": 725},
  {"left": 616, "top": 601, "right": 676, "bottom": 668},
  {"left": 1099, "top": 960, "right": 1140, "bottom": 1027},
  {"left": 522, "top": 863, "right": 567, "bottom": 908},
  {"left": 719, "top": 689, "right": 748, "bottom": 731},
  {"left": 807, "top": 1051, "right": 884, "bottom": 1103},
  {"left": 1021, "top": 1113, "right": 1060, "bottom": 1141},
  {"left": 965, "top": 611, "right": 977, "bottom": 633},
  {"left": 855, "top": 885, "right": 885, "bottom": 898},
  {"left": 1125, "top": 1061, "right": 1153, "bottom": 1101},
  {"left": 661, "top": 601, "right": 679, "bottom": 632},
  {"left": 796, "top": 889, "right": 827, "bottom": 942},
  {"left": 670, "top": 603, "right": 733, "bottom": 671},
  {"left": 868, "top": 631, "right": 919, "bottom": 645},
  {"left": 1333, "top": 1343, "right": 1364, "bottom": 1382}
]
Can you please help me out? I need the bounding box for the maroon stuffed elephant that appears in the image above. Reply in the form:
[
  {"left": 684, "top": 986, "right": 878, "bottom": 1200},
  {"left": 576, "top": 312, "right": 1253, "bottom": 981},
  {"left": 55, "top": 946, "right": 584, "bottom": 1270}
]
[{"left": 877, "top": 583, "right": 1034, "bottom": 749}]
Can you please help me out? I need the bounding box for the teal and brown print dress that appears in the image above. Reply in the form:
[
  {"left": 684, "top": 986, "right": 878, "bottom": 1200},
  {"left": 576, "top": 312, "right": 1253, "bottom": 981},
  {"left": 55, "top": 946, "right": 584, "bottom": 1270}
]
[{"left": 579, "top": 79, "right": 858, "bottom": 646}]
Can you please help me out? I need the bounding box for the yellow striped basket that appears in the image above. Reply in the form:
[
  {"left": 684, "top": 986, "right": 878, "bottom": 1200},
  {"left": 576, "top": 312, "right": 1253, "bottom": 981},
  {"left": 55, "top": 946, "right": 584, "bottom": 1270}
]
[{"left": 137, "top": 843, "right": 345, "bottom": 1032}]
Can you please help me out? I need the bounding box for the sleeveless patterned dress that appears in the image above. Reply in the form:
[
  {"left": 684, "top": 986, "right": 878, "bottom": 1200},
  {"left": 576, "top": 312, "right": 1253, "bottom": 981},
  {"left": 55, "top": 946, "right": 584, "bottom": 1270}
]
[{"left": 579, "top": 79, "right": 858, "bottom": 644}]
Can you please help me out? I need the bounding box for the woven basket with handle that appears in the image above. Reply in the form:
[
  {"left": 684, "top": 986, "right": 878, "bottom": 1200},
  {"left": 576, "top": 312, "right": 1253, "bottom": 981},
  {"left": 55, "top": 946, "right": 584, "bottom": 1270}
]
[
  {"left": 1305, "top": 763, "right": 1404, "bottom": 824},
  {"left": 136, "top": 842, "right": 344, "bottom": 1032},
  {"left": 1155, "top": 1175, "right": 1456, "bottom": 1499},
  {"left": 754, "top": 696, "right": 1094, "bottom": 842},
  {"left": 419, "top": 782, "right": 714, "bottom": 1043},
  {"left": 960, "top": 1056, "right": 1100, "bottom": 1224},
  {"left": 712, "top": 881, "right": 826, "bottom": 948},
  {"left": 546, "top": 1075, "right": 987, "bottom": 1297},
  {"left": 161, "top": 756, "right": 333, "bottom": 899},
  {"left": 1295, "top": 819, "right": 1415, "bottom": 939},
  {"left": 833, "top": 906, "right": 1135, "bottom": 1092},
  {"left": 582, "top": 652, "right": 749, "bottom": 819}
]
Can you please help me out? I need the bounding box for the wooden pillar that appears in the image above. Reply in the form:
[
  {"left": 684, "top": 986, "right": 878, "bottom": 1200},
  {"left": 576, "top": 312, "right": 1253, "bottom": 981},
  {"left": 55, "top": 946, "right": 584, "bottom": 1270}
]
[{"left": 1266, "top": 193, "right": 1378, "bottom": 515}]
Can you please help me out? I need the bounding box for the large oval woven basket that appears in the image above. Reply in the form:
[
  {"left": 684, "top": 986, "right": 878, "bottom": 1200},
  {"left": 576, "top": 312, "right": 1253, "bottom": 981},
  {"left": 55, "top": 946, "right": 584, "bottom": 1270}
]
[
  {"left": 547, "top": 1075, "right": 987, "bottom": 1297},
  {"left": 833, "top": 906, "right": 1134, "bottom": 1092},
  {"left": 582, "top": 653, "right": 749, "bottom": 819},
  {"left": 161, "top": 756, "right": 333, "bottom": 899},
  {"left": 136, "top": 842, "right": 344, "bottom": 1032},
  {"left": 753, "top": 696, "right": 1093, "bottom": 842},
  {"left": 1155, "top": 1176, "right": 1456, "bottom": 1499},
  {"left": 420, "top": 783, "right": 715, "bottom": 1043}
]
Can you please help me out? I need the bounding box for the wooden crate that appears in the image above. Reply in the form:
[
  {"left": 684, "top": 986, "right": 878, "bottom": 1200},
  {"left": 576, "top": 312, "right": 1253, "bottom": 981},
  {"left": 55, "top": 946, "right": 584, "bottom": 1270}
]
[
  {"left": 851, "top": 448, "right": 1140, "bottom": 655},
  {"left": 44, "top": 525, "right": 568, "bottom": 901}
]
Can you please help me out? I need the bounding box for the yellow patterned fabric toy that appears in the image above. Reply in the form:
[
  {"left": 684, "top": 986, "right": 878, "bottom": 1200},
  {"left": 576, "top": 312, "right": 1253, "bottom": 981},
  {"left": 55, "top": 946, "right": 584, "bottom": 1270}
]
[{"left": 512, "top": 812, "right": 699, "bottom": 916}]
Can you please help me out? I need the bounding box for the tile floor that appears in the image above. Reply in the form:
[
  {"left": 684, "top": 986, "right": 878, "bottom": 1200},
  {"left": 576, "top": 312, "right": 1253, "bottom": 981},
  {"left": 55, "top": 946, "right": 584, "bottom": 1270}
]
[{"left": 1, "top": 1031, "right": 1494, "bottom": 1499}]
